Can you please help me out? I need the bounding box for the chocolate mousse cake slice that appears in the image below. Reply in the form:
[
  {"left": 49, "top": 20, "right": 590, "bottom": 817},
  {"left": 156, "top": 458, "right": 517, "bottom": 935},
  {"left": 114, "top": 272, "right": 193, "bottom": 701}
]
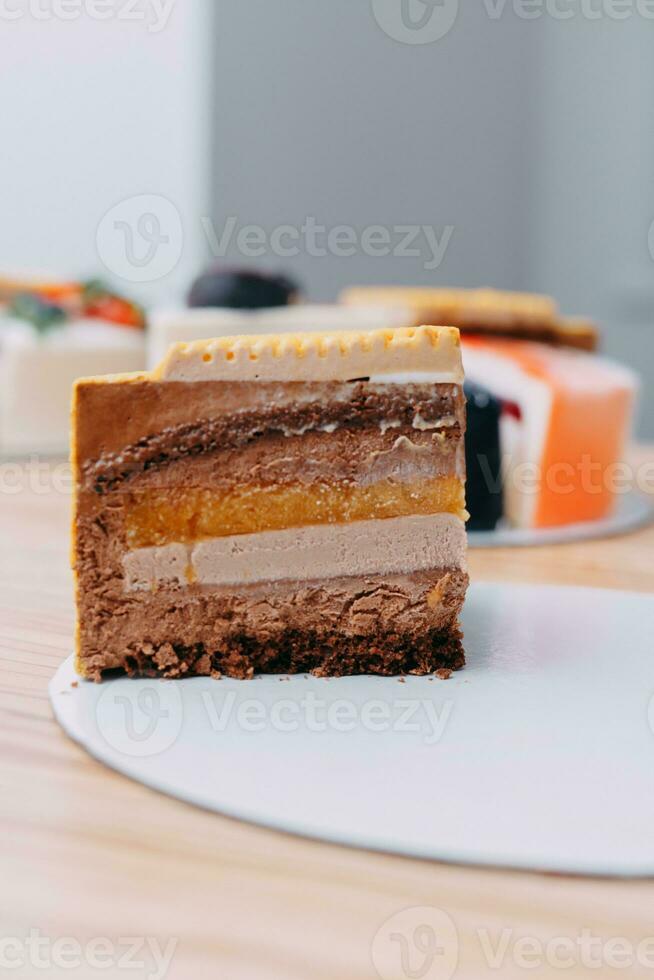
[{"left": 72, "top": 326, "right": 468, "bottom": 681}]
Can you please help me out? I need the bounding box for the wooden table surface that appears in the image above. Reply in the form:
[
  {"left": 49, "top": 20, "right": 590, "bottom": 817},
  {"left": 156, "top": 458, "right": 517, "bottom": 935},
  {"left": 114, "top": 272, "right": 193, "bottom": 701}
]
[{"left": 2, "top": 455, "right": 654, "bottom": 980}]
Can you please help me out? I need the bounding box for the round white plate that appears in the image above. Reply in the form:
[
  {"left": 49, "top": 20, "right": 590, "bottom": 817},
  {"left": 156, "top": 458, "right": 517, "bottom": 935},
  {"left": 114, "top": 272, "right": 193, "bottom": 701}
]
[
  {"left": 468, "top": 490, "right": 653, "bottom": 548},
  {"left": 50, "top": 583, "right": 654, "bottom": 877}
]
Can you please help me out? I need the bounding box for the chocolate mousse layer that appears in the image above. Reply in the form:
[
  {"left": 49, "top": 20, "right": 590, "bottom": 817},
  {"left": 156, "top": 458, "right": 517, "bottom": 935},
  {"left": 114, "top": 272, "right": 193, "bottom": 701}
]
[
  {"left": 77, "top": 380, "right": 464, "bottom": 491},
  {"left": 77, "top": 569, "right": 468, "bottom": 681}
]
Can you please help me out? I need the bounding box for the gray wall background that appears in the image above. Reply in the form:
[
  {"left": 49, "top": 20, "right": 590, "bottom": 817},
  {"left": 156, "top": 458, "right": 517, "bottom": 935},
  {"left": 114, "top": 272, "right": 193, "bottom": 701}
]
[
  {"left": 0, "top": 3, "right": 213, "bottom": 306},
  {"left": 210, "top": 0, "right": 653, "bottom": 436}
]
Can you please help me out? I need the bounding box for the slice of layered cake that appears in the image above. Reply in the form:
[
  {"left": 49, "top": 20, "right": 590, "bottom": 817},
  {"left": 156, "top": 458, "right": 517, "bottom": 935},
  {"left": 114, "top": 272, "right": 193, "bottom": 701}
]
[{"left": 72, "top": 326, "right": 468, "bottom": 681}]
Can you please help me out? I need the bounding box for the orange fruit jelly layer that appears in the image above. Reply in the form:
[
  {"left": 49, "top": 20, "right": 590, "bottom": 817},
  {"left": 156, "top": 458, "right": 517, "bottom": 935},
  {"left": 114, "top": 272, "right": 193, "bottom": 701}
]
[{"left": 124, "top": 477, "right": 467, "bottom": 549}]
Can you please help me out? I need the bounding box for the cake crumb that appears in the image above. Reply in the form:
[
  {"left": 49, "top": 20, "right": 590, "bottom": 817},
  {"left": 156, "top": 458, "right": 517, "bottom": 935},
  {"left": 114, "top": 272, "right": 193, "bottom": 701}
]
[
  {"left": 436, "top": 668, "right": 453, "bottom": 680},
  {"left": 71, "top": 681, "right": 79, "bottom": 688}
]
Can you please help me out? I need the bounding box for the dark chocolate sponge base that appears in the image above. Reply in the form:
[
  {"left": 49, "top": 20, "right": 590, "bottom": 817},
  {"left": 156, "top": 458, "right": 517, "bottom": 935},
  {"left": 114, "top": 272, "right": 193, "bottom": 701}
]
[{"left": 94, "top": 624, "right": 465, "bottom": 681}]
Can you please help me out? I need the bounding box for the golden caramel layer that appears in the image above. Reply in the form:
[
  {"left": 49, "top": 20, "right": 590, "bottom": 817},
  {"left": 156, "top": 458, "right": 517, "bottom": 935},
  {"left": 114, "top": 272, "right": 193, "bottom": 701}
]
[{"left": 125, "top": 477, "right": 467, "bottom": 549}]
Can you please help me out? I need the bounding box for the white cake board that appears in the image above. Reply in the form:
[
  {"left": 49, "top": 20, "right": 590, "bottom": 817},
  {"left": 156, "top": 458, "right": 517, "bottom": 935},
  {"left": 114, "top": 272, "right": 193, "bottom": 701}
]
[
  {"left": 50, "top": 583, "right": 654, "bottom": 877},
  {"left": 468, "top": 490, "right": 653, "bottom": 548}
]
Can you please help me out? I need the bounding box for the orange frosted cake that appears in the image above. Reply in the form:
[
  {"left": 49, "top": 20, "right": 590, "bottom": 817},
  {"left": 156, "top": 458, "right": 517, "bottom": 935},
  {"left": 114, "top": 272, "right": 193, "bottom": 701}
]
[{"left": 462, "top": 337, "right": 638, "bottom": 529}]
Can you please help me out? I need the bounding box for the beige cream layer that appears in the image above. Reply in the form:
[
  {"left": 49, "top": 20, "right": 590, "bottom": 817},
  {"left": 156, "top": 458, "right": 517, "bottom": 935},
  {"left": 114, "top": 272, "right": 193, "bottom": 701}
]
[
  {"left": 123, "top": 513, "right": 467, "bottom": 591},
  {"left": 156, "top": 326, "right": 463, "bottom": 384}
]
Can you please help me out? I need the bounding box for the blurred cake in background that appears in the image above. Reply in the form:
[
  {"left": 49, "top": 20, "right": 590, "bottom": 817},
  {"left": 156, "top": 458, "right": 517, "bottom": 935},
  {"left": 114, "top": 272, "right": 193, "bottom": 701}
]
[
  {"left": 188, "top": 265, "right": 299, "bottom": 310},
  {"left": 0, "top": 276, "right": 145, "bottom": 456},
  {"left": 342, "top": 286, "right": 638, "bottom": 530},
  {"left": 463, "top": 337, "right": 637, "bottom": 529},
  {"left": 341, "top": 286, "right": 599, "bottom": 351},
  {"left": 149, "top": 267, "right": 415, "bottom": 367},
  {"left": 464, "top": 383, "right": 503, "bottom": 531}
]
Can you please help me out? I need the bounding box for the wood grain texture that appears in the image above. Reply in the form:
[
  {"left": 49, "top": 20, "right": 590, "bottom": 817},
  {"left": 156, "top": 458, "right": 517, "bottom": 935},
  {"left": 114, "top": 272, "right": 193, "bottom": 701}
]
[{"left": 1, "top": 454, "right": 654, "bottom": 979}]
